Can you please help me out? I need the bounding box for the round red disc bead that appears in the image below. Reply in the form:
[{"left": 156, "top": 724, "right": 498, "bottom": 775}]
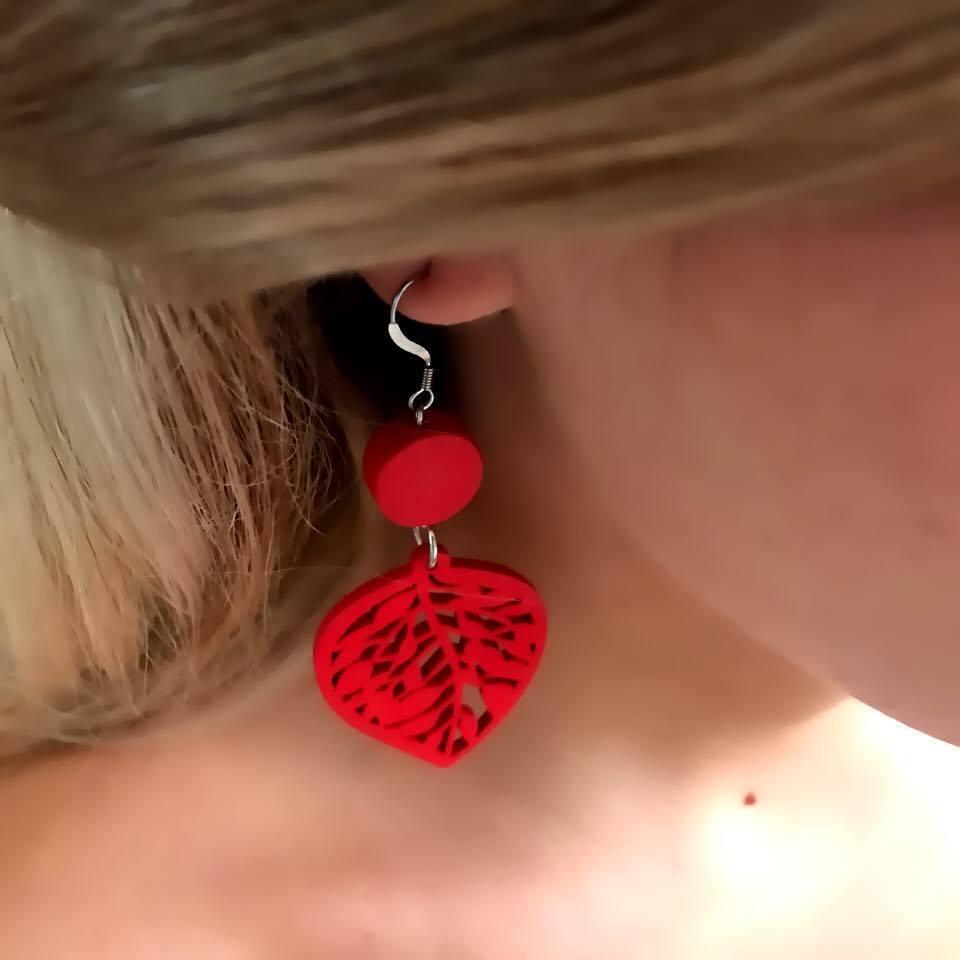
[{"left": 363, "top": 412, "right": 484, "bottom": 527}]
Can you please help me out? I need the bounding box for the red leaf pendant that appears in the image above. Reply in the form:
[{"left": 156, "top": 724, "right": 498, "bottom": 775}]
[{"left": 313, "top": 546, "right": 547, "bottom": 766}]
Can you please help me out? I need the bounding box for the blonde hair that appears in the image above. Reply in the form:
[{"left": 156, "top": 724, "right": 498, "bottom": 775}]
[
  {"left": 0, "top": 216, "right": 343, "bottom": 754},
  {"left": 2, "top": 1, "right": 960, "bottom": 755}
]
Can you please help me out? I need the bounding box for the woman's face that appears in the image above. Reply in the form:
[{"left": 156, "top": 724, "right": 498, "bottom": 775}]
[{"left": 500, "top": 204, "right": 960, "bottom": 741}]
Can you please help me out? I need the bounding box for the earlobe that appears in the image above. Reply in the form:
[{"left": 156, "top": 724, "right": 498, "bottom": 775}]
[{"left": 362, "top": 253, "right": 516, "bottom": 326}]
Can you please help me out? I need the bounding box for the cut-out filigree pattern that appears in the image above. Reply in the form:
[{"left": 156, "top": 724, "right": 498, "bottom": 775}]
[{"left": 313, "top": 548, "right": 547, "bottom": 766}]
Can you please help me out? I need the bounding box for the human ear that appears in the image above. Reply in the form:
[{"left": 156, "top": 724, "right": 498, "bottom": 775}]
[{"left": 362, "top": 253, "right": 516, "bottom": 325}]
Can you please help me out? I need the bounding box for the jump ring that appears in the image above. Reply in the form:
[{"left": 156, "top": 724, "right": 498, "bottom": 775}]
[
  {"left": 412, "top": 526, "right": 439, "bottom": 569},
  {"left": 408, "top": 388, "right": 435, "bottom": 414}
]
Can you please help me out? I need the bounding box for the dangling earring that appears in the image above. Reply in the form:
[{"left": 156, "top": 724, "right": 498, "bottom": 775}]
[{"left": 313, "top": 278, "right": 548, "bottom": 767}]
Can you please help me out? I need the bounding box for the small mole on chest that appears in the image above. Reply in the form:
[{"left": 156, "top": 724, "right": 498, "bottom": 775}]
[{"left": 742, "top": 792, "right": 758, "bottom": 806}]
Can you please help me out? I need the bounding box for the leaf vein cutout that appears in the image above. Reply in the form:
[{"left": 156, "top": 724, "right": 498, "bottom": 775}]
[{"left": 314, "top": 549, "right": 547, "bottom": 766}]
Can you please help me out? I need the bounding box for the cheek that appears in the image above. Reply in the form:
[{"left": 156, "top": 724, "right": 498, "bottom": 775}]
[{"left": 602, "top": 221, "right": 960, "bottom": 733}]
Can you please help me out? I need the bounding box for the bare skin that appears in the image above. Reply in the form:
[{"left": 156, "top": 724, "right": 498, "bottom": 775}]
[
  {"left": 375, "top": 205, "right": 960, "bottom": 746},
  {"left": 3, "top": 211, "right": 960, "bottom": 958}
]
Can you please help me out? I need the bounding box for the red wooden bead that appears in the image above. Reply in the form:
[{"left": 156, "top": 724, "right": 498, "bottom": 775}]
[{"left": 363, "top": 412, "right": 484, "bottom": 527}]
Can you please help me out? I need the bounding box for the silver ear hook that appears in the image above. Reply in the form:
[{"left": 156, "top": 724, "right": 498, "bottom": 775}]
[
  {"left": 389, "top": 277, "right": 435, "bottom": 425},
  {"left": 389, "top": 278, "right": 440, "bottom": 568},
  {"left": 389, "top": 279, "right": 431, "bottom": 366}
]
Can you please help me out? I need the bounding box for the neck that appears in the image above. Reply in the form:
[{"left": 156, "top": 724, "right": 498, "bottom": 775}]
[
  {"left": 450, "top": 306, "right": 839, "bottom": 760},
  {"left": 450, "top": 302, "right": 687, "bottom": 612}
]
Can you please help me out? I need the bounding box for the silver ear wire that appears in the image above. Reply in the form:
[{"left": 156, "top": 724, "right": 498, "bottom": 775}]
[
  {"left": 389, "top": 278, "right": 439, "bottom": 566},
  {"left": 389, "top": 279, "right": 431, "bottom": 366},
  {"left": 389, "top": 278, "right": 435, "bottom": 425}
]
